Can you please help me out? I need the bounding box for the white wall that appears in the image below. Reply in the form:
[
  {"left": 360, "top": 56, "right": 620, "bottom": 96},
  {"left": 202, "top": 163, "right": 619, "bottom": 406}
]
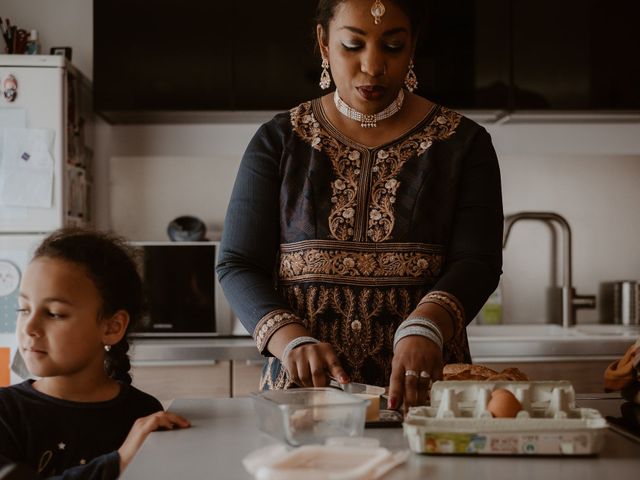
[
  {"left": 1, "top": 0, "right": 92, "bottom": 78},
  {"left": 6, "top": 0, "right": 640, "bottom": 326}
]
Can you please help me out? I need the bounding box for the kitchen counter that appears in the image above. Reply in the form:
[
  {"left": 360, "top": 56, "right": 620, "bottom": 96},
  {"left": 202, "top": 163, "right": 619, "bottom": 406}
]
[
  {"left": 130, "top": 337, "right": 262, "bottom": 363},
  {"left": 122, "top": 396, "right": 640, "bottom": 480},
  {"left": 130, "top": 325, "right": 640, "bottom": 364}
]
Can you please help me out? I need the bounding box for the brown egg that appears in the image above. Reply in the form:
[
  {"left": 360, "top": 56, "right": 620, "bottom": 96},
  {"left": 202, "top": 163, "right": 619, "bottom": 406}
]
[{"left": 487, "top": 388, "right": 522, "bottom": 418}]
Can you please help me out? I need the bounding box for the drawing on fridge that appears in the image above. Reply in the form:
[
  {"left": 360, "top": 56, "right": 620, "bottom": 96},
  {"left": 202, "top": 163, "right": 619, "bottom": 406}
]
[{"left": 0, "top": 54, "right": 93, "bottom": 385}]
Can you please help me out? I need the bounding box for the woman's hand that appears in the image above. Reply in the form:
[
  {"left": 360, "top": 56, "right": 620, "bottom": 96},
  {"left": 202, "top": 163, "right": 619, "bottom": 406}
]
[
  {"left": 118, "top": 411, "right": 191, "bottom": 472},
  {"left": 284, "top": 341, "right": 350, "bottom": 387},
  {"left": 388, "top": 336, "right": 443, "bottom": 415}
]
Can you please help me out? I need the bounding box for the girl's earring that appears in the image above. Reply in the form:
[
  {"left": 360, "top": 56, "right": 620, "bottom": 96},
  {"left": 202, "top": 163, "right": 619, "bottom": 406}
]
[
  {"left": 104, "top": 344, "right": 111, "bottom": 352},
  {"left": 319, "top": 58, "right": 331, "bottom": 90},
  {"left": 405, "top": 60, "right": 418, "bottom": 93}
]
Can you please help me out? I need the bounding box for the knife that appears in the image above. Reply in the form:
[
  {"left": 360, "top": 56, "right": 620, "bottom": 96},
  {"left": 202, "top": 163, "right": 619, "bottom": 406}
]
[{"left": 329, "top": 378, "right": 385, "bottom": 396}]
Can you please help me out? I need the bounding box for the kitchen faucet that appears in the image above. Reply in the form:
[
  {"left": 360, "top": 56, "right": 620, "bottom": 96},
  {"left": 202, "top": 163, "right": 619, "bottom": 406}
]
[{"left": 503, "top": 211, "right": 596, "bottom": 328}]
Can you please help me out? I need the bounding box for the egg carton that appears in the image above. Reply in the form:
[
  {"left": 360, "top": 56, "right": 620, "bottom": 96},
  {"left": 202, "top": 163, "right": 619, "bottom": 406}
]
[{"left": 403, "top": 380, "right": 607, "bottom": 455}]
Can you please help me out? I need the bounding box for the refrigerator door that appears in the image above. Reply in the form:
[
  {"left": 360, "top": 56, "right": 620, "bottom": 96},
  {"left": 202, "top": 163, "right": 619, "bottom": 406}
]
[
  {"left": 0, "top": 234, "right": 44, "bottom": 385},
  {"left": 0, "top": 55, "right": 65, "bottom": 232}
]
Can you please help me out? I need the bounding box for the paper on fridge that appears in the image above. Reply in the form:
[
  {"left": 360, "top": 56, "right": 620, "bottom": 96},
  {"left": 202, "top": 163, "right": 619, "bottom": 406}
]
[
  {"left": 0, "top": 108, "right": 27, "bottom": 128},
  {"left": 0, "top": 127, "right": 55, "bottom": 208},
  {"left": 0, "top": 108, "right": 27, "bottom": 160}
]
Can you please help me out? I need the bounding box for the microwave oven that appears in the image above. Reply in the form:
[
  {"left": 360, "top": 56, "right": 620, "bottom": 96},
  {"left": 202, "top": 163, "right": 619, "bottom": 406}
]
[{"left": 131, "top": 241, "right": 234, "bottom": 337}]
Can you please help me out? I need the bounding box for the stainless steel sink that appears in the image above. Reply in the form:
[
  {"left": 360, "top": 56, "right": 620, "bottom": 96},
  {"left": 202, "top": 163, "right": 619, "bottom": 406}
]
[
  {"left": 467, "top": 324, "right": 637, "bottom": 359},
  {"left": 467, "top": 324, "right": 572, "bottom": 338},
  {"left": 572, "top": 325, "right": 640, "bottom": 337},
  {"left": 468, "top": 323, "right": 640, "bottom": 338}
]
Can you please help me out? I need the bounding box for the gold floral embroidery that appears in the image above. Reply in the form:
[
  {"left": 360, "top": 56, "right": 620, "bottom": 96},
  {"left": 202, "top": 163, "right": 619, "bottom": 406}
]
[
  {"left": 279, "top": 240, "right": 445, "bottom": 286},
  {"left": 418, "top": 290, "right": 466, "bottom": 335},
  {"left": 260, "top": 357, "right": 292, "bottom": 390},
  {"left": 290, "top": 101, "right": 462, "bottom": 242},
  {"left": 284, "top": 284, "right": 419, "bottom": 386},
  {"left": 258, "top": 283, "right": 470, "bottom": 388},
  {"left": 254, "top": 309, "right": 303, "bottom": 353}
]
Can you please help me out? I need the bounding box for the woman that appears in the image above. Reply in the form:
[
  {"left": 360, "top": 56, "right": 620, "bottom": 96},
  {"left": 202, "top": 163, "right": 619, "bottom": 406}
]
[{"left": 216, "top": 0, "right": 503, "bottom": 412}]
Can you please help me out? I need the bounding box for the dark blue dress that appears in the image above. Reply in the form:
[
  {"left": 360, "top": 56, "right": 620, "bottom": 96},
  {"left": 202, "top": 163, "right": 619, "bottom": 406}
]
[{"left": 217, "top": 98, "right": 503, "bottom": 389}]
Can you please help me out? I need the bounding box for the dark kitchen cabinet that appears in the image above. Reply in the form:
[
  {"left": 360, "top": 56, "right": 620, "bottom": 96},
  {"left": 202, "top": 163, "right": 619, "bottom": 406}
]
[
  {"left": 94, "top": 0, "right": 235, "bottom": 115},
  {"left": 232, "top": 1, "right": 319, "bottom": 110},
  {"left": 94, "top": 0, "right": 317, "bottom": 120},
  {"left": 512, "top": 0, "right": 640, "bottom": 110},
  {"left": 93, "top": 0, "right": 640, "bottom": 122},
  {"left": 414, "top": 0, "right": 511, "bottom": 110}
]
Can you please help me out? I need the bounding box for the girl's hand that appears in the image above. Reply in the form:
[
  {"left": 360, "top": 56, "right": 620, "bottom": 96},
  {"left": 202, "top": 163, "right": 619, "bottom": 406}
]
[
  {"left": 387, "top": 336, "right": 443, "bottom": 415},
  {"left": 283, "top": 341, "right": 349, "bottom": 387},
  {"left": 118, "top": 411, "right": 191, "bottom": 472}
]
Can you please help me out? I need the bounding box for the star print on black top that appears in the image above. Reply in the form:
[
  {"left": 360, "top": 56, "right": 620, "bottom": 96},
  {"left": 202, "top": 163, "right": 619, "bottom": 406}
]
[{"left": 0, "top": 380, "right": 162, "bottom": 479}]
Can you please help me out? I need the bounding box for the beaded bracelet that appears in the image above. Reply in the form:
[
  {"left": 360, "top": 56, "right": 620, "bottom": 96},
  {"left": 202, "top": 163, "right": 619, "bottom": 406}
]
[
  {"left": 282, "top": 336, "right": 320, "bottom": 362},
  {"left": 397, "top": 316, "right": 444, "bottom": 345},
  {"left": 393, "top": 326, "right": 443, "bottom": 353}
]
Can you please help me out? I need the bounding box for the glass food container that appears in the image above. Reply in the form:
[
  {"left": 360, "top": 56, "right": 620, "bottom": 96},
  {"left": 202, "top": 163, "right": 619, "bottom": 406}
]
[{"left": 251, "top": 388, "right": 369, "bottom": 447}]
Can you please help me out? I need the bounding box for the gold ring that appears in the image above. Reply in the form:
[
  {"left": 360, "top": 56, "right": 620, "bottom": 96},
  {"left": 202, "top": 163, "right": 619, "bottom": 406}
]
[{"left": 405, "top": 369, "right": 418, "bottom": 377}]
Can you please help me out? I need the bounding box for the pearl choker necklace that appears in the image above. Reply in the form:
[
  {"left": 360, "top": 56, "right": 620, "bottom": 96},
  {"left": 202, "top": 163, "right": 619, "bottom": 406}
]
[{"left": 333, "top": 89, "right": 404, "bottom": 128}]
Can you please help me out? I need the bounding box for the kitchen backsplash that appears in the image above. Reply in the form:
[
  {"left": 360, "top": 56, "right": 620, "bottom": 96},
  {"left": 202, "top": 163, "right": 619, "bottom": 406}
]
[{"left": 99, "top": 118, "right": 640, "bottom": 326}]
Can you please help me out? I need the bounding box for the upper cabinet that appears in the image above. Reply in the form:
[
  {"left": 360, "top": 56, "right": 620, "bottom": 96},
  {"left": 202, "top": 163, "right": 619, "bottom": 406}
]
[
  {"left": 413, "top": 0, "right": 511, "bottom": 110},
  {"left": 512, "top": 0, "right": 640, "bottom": 110},
  {"left": 93, "top": 0, "right": 640, "bottom": 123},
  {"left": 94, "top": 0, "right": 318, "bottom": 121}
]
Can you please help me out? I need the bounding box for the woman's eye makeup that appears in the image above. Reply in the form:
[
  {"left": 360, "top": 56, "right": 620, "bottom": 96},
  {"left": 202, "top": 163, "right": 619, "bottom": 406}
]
[
  {"left": 341, "top": 41, "right": 363, "bottom": 51},
  {"left": 340, "top": 40, "right": 406, "bottom": 52},
  {"left": 384, "top": 42, "right": 405, "bottom": 51}
]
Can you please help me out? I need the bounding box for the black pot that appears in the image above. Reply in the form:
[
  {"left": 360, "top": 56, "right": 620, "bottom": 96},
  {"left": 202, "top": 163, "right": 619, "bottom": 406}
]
[{"left": 167, "top": 215, "right": 207, "bottom": 242}]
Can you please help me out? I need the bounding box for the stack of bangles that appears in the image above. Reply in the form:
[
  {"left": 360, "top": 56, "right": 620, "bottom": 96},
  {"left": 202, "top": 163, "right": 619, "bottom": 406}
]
[
  {"left": 281, "top": 336, "right": 319, "bottom": 362},
  {"left": 393, "top": 316, "right": 444, "bottom": 353}
]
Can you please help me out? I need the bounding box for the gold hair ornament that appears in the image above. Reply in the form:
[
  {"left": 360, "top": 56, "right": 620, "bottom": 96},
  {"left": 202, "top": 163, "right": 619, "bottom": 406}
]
[{"left": 371, "top": 0, "right": 386, "bottom": 25}]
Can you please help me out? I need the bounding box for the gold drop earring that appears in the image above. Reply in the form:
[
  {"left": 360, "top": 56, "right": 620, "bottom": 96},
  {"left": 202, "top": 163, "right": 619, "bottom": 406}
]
[
  {"left": 405, "top": 60, "right": 418, "bottom": 93},
  {"left": 319, "top": 58, "right": 331, "bottom": 90}
]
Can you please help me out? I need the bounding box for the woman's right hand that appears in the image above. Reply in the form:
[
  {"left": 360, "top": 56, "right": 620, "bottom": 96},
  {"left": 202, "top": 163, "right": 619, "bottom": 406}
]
[
  {"left": 268, "top": 324, "right": 350, "bottom": 387},
  {"left": 284, "top": 341, "right": 350, "bottom": 387},
  {"left": 118, "top": 411, "right": 190, "bottom": 472}
]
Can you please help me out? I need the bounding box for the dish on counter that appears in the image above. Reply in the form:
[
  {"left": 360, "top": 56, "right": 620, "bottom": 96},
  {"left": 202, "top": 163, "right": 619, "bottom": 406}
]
[{"left": 251, "top": 388, "right": 368, "bottom": 447}]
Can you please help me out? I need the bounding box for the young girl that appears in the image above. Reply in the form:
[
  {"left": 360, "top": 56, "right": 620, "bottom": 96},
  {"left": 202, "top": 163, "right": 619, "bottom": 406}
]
[{"left": 0, "top": 228, "right": 190, "bottom": 479}]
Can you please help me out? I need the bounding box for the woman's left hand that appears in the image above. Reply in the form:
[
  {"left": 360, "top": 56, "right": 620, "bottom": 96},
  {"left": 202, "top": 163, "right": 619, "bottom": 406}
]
[{"left": 388, "top": 336, "right": 443, "bottom": 415}]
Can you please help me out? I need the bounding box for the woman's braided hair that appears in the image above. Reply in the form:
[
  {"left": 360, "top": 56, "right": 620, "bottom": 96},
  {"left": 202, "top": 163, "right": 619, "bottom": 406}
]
[{"left": 33, "top": 227, "right": 143, "bottom": 384}]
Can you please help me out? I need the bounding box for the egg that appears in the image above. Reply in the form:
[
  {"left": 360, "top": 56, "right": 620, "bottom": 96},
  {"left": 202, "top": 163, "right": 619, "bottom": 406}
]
[{"left": 487, "top": 388, "right": 522, "bottom": 418}]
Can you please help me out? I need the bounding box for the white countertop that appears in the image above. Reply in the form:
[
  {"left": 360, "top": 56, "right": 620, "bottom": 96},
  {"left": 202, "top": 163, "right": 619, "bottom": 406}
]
[{"left": 122, "top": 396, "right": 640, "bottom": 480}]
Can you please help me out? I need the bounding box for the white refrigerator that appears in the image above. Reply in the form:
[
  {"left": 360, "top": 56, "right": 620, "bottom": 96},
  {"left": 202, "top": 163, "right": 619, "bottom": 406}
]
[{"left": 0, "top": 55, "right": 93, "bottom": 385}]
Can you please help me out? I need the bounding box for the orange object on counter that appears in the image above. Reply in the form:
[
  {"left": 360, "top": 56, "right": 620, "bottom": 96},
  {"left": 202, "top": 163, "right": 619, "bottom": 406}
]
[
  {"left": 0, "top": 348, "right": 10, "bottom": 387},
  {"left": 604, "top": 339, "right": 640, "bottom": 391},
  {"left": 487, "top": 388, "right": 522, "bottom": 418}
]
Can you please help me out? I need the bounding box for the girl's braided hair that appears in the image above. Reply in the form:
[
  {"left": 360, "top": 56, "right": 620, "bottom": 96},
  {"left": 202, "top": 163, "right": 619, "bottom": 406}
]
[{"left": 33, "top": 227, "right": 143, "bottom": 384}]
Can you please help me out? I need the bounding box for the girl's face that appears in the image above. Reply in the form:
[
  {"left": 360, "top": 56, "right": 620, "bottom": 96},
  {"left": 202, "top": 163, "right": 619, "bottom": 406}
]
[
  {"left": 17, "top": 257, "right": 108, "bottom": 380},
  {"left": 318, "top": 0, "right": 414, "bottom": 114}
]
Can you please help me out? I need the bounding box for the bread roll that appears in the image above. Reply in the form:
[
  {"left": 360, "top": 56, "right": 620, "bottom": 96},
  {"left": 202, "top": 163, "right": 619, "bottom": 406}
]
[{"left": 443, "top": 363, "right": 529, "bottom": 381}]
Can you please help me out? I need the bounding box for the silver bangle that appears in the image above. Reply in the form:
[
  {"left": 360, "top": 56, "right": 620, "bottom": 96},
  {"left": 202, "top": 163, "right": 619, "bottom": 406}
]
[
  {"left": 393, "top": 326, "right": 443, "bottom": 353},
  {"left": 397, "top": 317, "right": 444, "bottom": 344},
  {"left": 282, "top": 336, "right": 319, "bottom": 362}
]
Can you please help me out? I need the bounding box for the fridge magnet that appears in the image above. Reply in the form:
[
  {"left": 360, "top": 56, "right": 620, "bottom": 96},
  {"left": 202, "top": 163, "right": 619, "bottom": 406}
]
[
  {"left": 2, "top": 74, "right": 17, "bottom": 102},
  {"left": 0, "top": 260, "right": 20, "bottom": 297},
  {"left": 50, "top": 46, "right": 72, "bottom": 60}
]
